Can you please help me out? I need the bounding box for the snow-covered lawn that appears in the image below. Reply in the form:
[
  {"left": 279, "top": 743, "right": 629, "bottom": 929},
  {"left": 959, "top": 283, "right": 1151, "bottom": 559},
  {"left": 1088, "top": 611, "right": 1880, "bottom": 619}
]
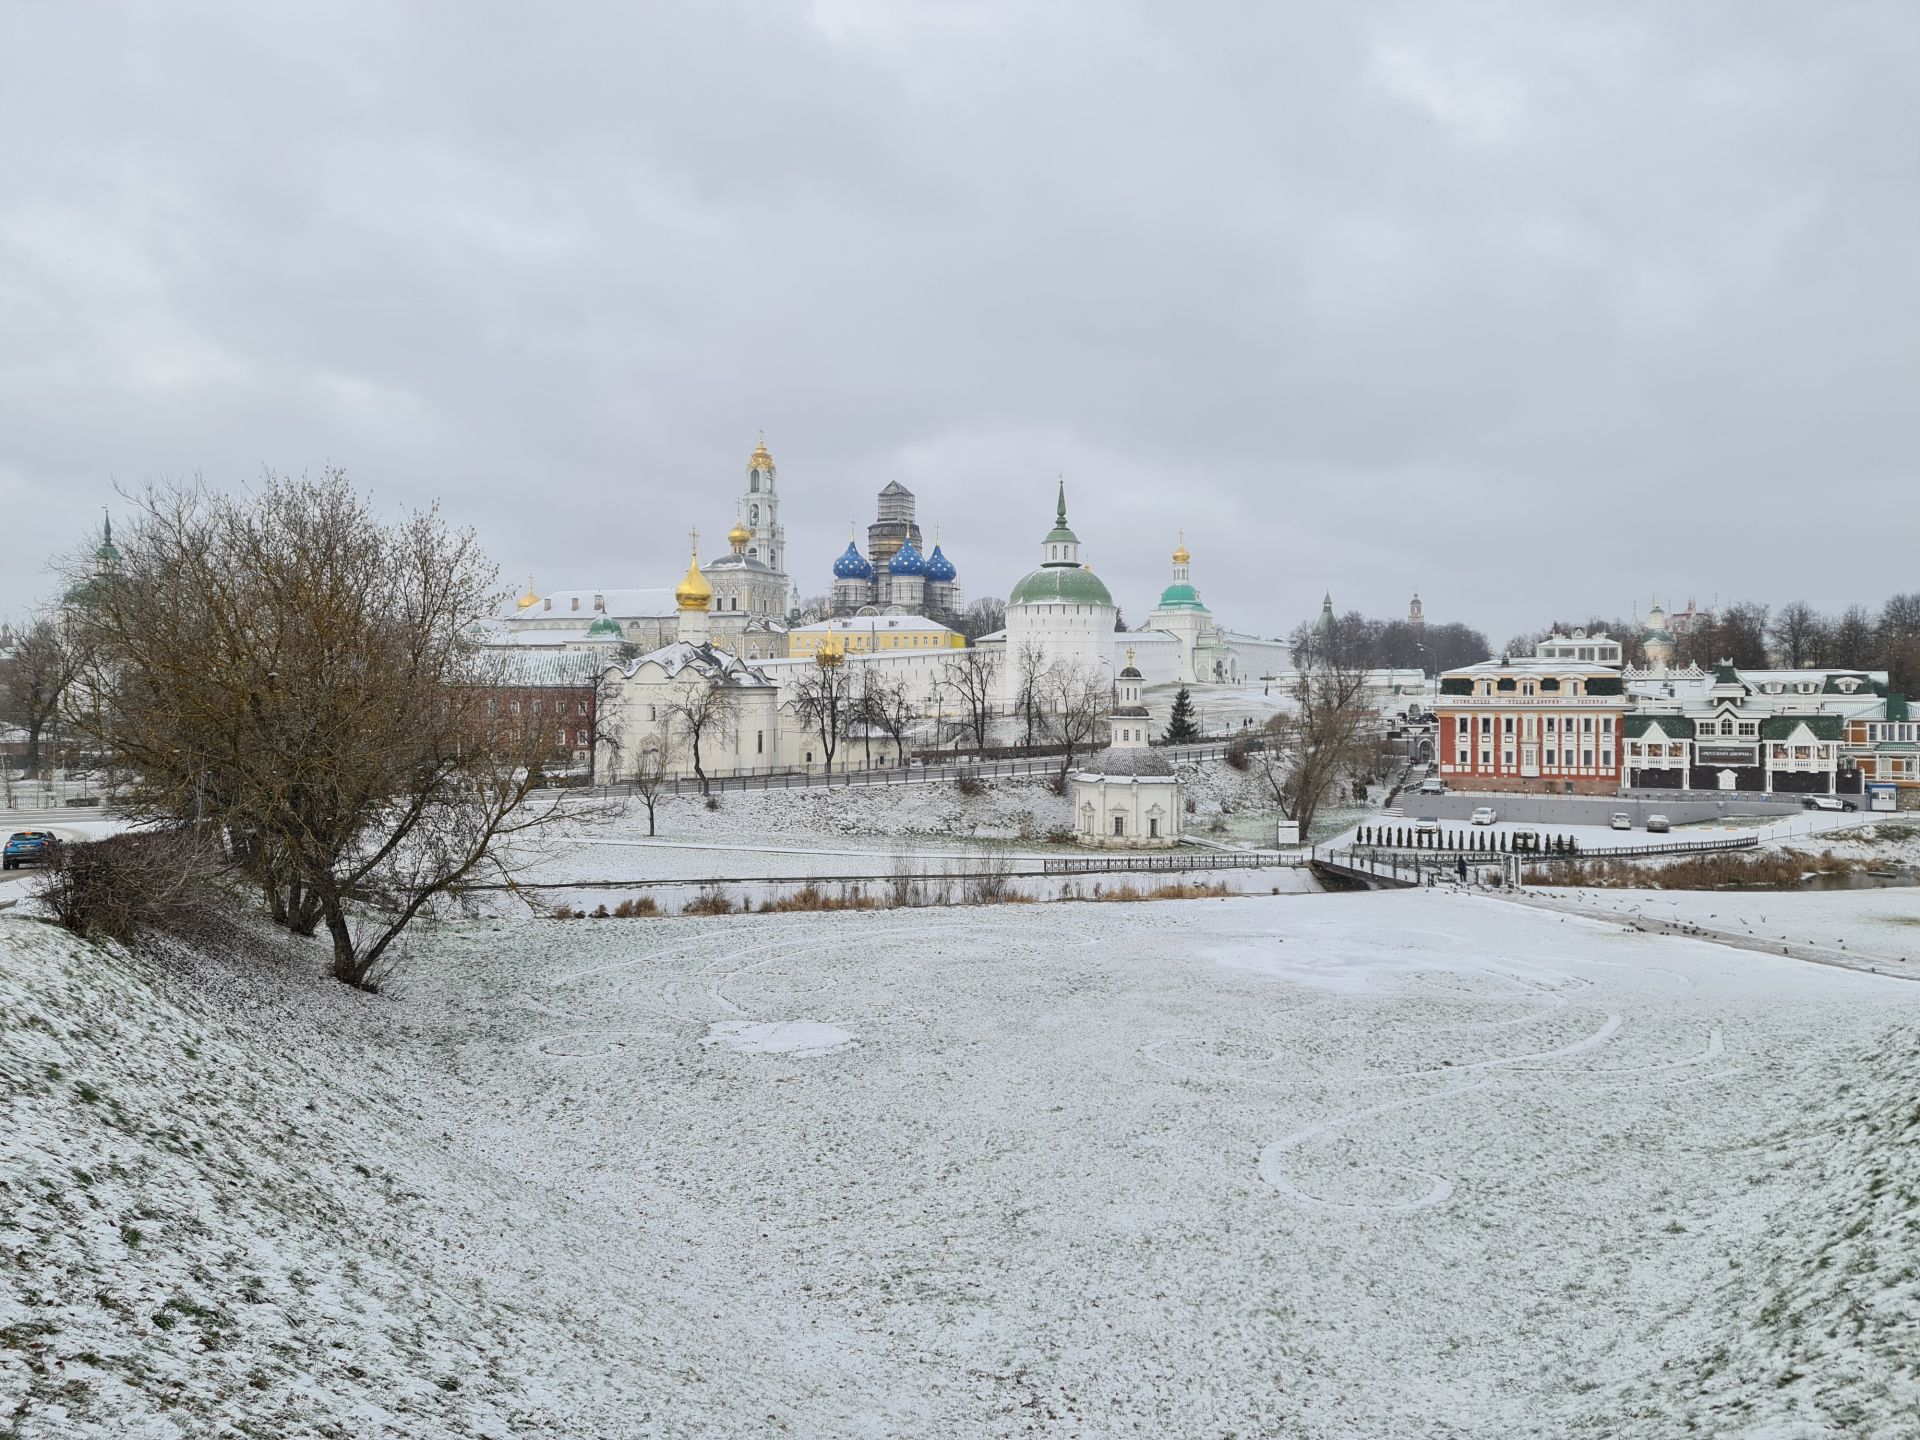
[{"left": 6, "top": 891, "right": 1917, "bottom": 1437}]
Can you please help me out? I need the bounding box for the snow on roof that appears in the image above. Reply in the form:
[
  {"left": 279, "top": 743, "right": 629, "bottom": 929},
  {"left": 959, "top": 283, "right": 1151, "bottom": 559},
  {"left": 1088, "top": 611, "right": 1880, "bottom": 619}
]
[
  {"left": 791, "top": 615, "right": 960, "bottom": 635},
  {"left": 505, "top": 587, "right": 677, "bottom": 620},
  {"left": 615, "top": 641, "right": 775, "bottom": 687}
]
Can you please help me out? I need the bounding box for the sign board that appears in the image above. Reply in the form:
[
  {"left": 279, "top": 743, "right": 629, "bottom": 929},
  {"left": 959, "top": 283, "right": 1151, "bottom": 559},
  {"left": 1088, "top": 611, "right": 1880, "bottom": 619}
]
[
  {"left": 1695, "top": 746, "right": 1757, "bottom": 767},
  {"left": 1866, "top": 782, "right": 1897, "bottom": 813},
  {"left": 1276, "top": 820, "right": 1301, "bottom": 846}
]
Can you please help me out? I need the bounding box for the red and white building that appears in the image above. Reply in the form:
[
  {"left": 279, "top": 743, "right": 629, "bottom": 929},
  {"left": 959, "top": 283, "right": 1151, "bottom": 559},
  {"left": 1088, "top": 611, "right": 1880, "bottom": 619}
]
[{"left": 1435, "top": 656, "right": 1627, "bottom": 796}]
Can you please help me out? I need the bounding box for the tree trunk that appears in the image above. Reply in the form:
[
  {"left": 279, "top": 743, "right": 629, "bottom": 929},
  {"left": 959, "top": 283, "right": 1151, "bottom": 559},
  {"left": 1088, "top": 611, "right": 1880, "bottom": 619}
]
[{"left": 319, "top": 887, "right": 366, "bottom": 988}]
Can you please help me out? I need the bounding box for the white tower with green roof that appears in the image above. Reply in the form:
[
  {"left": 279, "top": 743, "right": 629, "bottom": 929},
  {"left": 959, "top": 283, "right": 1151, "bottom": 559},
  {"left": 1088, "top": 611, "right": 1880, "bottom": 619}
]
[{"left": 1001, "top": 480, "right": 1117, "bottom": 707}]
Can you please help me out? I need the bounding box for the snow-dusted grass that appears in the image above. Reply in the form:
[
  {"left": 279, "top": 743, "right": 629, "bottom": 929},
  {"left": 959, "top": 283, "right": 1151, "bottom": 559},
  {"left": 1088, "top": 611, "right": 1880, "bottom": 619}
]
[{"left": 7, "top": 890, "right": 1918, "bottom": 1436}]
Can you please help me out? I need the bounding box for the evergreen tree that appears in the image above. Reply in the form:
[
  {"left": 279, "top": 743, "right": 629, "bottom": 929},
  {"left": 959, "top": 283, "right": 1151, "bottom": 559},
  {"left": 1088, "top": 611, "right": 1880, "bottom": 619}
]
[{"left": 1163, "top": 687, "right": 1200, "bottom": 745}]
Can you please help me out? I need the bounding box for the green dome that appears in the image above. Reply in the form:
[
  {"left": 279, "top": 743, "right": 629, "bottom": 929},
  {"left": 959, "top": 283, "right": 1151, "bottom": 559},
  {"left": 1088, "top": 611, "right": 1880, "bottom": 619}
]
[
  {"left": 1009, "top": 565, "right": 1114, "bottom": 608},
  {"left": 586, "top": 615, "right": 625, "bottom": 638},
  {"left": 1156, "top": 581, "right": 1207, "bottom": 611}
]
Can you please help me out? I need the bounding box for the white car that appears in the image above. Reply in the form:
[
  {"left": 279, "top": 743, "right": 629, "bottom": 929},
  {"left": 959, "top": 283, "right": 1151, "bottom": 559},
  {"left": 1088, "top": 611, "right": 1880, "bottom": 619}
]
[
  {"left": 1610, "top": 813, "right": 1632, "bottom": 831},
  {"left": 1415, "top": 816, "right": 1440, "bottom": 835},
  {"left": 1419, "top": 778, "right": 1446, "bottom": 795},
  {"left": 1469, "top": 807, "right": 1497, "bottom": 826}
]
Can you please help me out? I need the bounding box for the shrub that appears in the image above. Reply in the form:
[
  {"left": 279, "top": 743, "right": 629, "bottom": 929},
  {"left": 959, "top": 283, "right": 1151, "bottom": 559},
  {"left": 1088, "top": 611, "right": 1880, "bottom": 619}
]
[
  {"left": 683, "top": 888, "right": 735, "bottom": 915},
  {"left": 611, "top": 896, "right": 659, "bottom": 918},
  {"left": 552, "top": 904, "right": 576, "bottom": 920},
  {"left": 38, "top": 830, "right": 229, "bottom": 945},
  {"left": 1045, "top": 827, "right": 1075, "bottom": 845},
  {"left": 704, "top": 795, "right": 720, "bottom": 811},
  {"left": 760, "top": 884, "right": 880, "bottom": 913},
  {"left": 1045, "top": 772, "right": 1067, "bottom": 796},
  {"left": 590, "top": 903, "right": 610, "bottom": 919},
  {"left": 954, "top": 774, "right": 985, "bottom": 798},
  {"left": 1223, "top": 736, "right": 1253, "bottom": 771}
]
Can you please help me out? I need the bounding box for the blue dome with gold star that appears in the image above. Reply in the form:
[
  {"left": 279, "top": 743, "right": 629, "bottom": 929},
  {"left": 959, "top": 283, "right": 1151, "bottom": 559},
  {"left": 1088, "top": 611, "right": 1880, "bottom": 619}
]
[{"left": 833, "top": 541, "right": 875, "bottom": 581}]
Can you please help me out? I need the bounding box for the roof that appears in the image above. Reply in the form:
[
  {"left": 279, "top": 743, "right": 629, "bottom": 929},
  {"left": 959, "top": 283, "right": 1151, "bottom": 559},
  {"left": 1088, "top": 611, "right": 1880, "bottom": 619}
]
[
  {"left": 790, "top": 615, "right": 961, "bottom": 636},
  {"left": 1623, "top": 714, "right": 1686, "bottom": 738},
  {"left": 1009, "top": 565, "right": 1114, "bottom": 608},
  {"left": 1076, "top": 745, "right": 1174, "bottom": 777},
  {"left": 1762, "top": 714, "right": 1845, "bottom": 741},
  {"left": 705, "top": 553, "right": 774, "bottom": 573},
  {"left": 1154, "top": 581, "right": 1208, "bottom": 612},
  {"left": 613, "top": 641, "right": 775, "bottom": 688},
  {"left": 504, "top": 587, "right": 676, "bottom": 620},
  {"left": 1442, "top": 656, "right": 1621, "bottom": 679},
  {"left": 472, "top": 651, "right": 604, "bottom": 688}
]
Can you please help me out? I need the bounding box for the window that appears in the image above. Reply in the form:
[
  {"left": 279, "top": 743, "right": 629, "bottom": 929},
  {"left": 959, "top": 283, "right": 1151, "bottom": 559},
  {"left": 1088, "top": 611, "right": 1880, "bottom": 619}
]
[
  {"left": 1148, "top": 818, "right": 1160, "bottom": 839},
  {"left": 1581, "top": 717, "right": 1593, "bottom": 734},
  {"left": 1481, "top": 716, "right": 1493, "bottom": 735},
  {"left": 1457, "top": 716, "right": 1470, "bottom": 734},
  {"left": 577, "top": 701, "right": 588, "bottom": 715},
  {"left": 1481, "top": 749, "right": 1492, "bottom": 767},
  {"left": 1546, "top": 750, "right": 1557, "bottom": 765},
  {"left": 1582, "top": 749, "right": 1593, "bottom": 766},
  {"left": 1503, "top": 750, "right": 1514, "bottom": 767},
  {"left": 510, "top": 701, "right": 521, "bottom": 715},
  {"left": 1546, "top": 717, "right": 1557, "bottom": 733},
  {"left": 756, "top": 731, "right": 764, "bottom": 754},
  {"left": 1113, "top": 815, "right": 1126, "bottom": 838},
  {"left": 576, "top": 729, "right": 588, "bottom": 745},
  {"left": 1601, "top": 717, "right": 1613, "bottom": 734},
  {"left": 1503, "top": 717, "right": 1515, "bottom": 735},
  {"left": 1721, "top": 718, "right": 1735, "bottom": 736}
]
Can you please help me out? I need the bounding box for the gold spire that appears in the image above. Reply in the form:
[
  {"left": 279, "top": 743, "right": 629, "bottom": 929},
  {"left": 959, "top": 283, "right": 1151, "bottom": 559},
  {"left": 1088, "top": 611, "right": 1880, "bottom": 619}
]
[
  {"left": 515, "top": 576, "right": 540, "bottom": 610},
  {"left": 674, "top": 529, "right": 713, "bottom": 611},
  {"left": 1172, "top": 531, "right": 1190, "bottom": 566},
  {"left": 748, "top": 431, "right": 774, "bottom": 473}
]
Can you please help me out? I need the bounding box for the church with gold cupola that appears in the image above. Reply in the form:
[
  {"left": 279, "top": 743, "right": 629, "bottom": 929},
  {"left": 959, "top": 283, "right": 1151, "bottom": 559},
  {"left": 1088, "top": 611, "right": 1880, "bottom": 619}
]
[{"left": 703, "top": 435, "right": 793, "bottom": 621}]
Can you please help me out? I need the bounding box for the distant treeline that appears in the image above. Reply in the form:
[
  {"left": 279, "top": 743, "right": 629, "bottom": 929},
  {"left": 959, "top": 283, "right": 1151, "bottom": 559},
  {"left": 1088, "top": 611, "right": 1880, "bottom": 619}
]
[{"left": 1505, "top": 594, "right": 1920, "bottom": 695}]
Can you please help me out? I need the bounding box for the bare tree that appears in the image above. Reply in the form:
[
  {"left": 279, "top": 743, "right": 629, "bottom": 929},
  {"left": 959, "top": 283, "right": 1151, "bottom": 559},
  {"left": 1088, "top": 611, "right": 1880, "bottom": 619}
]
[
  {"left": 1828, "top": 604, "right": 1877, "bottom": 669},
  {"left": 628, "top": 737, "right": 675, "bottom": 836},
  {"left": 958, "top": 597, "right": 1006, "bottom": 642},
  {"left": 666, "top": 682, "right": 737, "bottom": 796},
  {"left": 1252, "top": 658, "right": 1376, "bottom": 838},
  {"left": 1768, "top": 602, "right": 1826, "bottom": 668},
  {"left": 790, "top": 650, "right": 855, "bottom": 773},
  {"left": 946, "top": 646, "right": 1000, "bottom": 749},
  {"left": 0, "top": 616, "right": 78, "bottom": 780},
  {"left": 862, "top": 670, "right": 916, "bottom": 765},
  {"left": 61, "top": 471, "right": 569, "bottom": 989},
  {"left": 1014, "top": 639, "right": 1051, "bottom": 747},
  {"left": 1047, "top": 662, "right": 1110, "bottom": 780}
]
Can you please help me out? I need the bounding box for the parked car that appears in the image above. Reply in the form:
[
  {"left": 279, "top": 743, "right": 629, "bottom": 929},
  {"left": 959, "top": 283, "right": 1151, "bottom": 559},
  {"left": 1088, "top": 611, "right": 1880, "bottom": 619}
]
[
  {"left": 1414, "top": 816, "right": 1440, "bottom": 835},
  {"left": 1469, "top": 806, "right": 1498, "bottom": 826},
  {"left": 1645, "top": 814, "right": 1671, "bottom": 834},
  {"left": 3, "top": 831, "right": 57, "bottom": 870},
  {"left": 1802, "top": 795, "right": 1856, "bottom": 813},
  {"left": 1419, "top": 777, "right": 1446, "bottom": 795},
  {"left": 1610, "top": 813, "right": 1632, "bottom": 831}
]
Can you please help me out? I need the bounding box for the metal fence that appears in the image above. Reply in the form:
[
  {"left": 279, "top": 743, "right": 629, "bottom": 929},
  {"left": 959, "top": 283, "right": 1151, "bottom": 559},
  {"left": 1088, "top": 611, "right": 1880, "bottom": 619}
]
[
  {"left": 1042, "top": 848, "right": 1301, "bottom": 875},
  {"left": 1352, "top": 832, "right": 1760, "bottom": 863},
  {"left": 586, "top": 736, "right": 1256, "bottom": 799}
]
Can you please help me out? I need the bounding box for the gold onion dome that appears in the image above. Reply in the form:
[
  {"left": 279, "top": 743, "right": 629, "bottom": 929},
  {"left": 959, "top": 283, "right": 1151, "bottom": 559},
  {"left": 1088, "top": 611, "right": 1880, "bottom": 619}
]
[
  {"left": 515, "top": 578, "right": 540, "bottom": 610},
  {"left": 674, "top": 532, "right": 713, "bottom": 611},
  {"left": 1172, "top": 533, "right": 1190, "bottom": 565},
  {"left": 727, "top": 517, "right": 752, "bottom": 549},
  {"left": 748, "top": 435, "right": 774, "bottom": 472}
]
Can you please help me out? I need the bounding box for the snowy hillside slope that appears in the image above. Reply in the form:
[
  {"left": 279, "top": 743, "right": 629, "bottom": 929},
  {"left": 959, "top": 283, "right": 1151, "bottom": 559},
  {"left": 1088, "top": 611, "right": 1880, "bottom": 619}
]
[
  {"left": 0, "top": 919, "right": 641, "bottom": 1439},
  {"left": 1602, "top": 1030, "right": 1920, "bottom": 1436}
]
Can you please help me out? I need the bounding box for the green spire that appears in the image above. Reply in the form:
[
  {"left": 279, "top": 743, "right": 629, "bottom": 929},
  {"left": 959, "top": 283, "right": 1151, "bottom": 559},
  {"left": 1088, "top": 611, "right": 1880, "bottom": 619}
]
[{"left": 1042, "top": 476, "right": 1079, "bottom": 553}]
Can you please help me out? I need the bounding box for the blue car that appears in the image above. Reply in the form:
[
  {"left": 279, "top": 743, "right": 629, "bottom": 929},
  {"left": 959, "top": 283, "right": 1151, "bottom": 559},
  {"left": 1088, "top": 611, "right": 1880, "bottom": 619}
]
[{"left": 3, "top": 831, "right": 57, "bottom": 870}]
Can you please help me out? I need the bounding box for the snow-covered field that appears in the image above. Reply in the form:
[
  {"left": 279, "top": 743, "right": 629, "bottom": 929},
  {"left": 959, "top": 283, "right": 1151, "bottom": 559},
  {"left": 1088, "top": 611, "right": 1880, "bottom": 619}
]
[{"left": 6, "top": 889, "right": 1918, "bottom": 1437}]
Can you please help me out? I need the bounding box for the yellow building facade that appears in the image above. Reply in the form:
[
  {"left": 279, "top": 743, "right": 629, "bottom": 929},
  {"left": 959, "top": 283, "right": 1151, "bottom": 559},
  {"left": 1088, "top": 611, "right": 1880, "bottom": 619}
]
[{"left": 787, "top": 614, "right": 966, "bottom": 659}]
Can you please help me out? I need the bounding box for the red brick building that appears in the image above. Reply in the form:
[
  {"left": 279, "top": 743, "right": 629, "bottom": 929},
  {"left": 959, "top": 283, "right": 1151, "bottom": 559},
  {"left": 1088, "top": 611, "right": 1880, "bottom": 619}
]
[{"left": 1436, "top": 656, "right": 1627, "bottom": 795}]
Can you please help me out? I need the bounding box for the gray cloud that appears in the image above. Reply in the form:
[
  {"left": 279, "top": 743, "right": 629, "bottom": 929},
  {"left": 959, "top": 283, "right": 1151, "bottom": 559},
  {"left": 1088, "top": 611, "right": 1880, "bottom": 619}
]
[{"left": 3, "top": 0, "right": 1915, "bottom": 641}]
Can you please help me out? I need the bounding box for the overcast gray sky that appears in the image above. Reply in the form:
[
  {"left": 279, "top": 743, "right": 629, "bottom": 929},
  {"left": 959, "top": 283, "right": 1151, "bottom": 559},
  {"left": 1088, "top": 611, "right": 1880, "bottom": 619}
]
[{"left": 3, "top": 1, "right": 1915, "bottom": 641}]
